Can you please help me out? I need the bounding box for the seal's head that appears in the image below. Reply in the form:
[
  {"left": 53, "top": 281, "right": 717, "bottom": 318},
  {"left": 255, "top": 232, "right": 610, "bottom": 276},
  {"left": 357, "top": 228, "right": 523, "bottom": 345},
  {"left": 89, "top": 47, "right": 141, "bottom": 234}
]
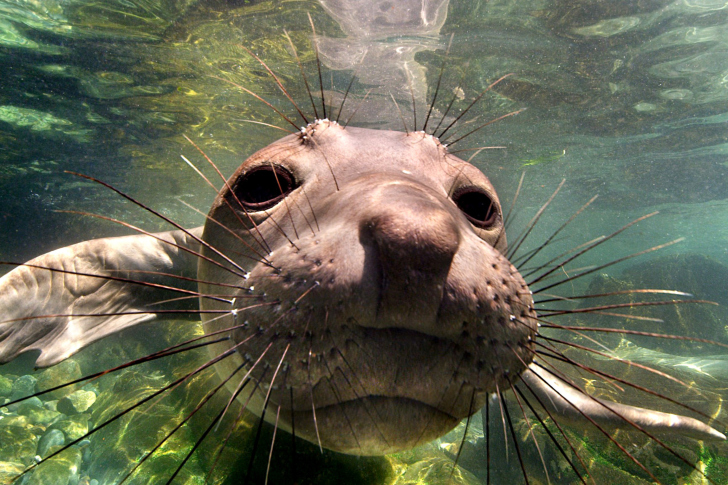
[{"left": 197, "top": 119, "right": 537, "bottom": 455}]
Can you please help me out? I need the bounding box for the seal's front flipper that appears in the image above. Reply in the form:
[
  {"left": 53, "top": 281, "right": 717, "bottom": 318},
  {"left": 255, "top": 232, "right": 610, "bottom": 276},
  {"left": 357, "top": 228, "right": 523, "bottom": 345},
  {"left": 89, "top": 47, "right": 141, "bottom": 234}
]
[
  {"left": 520, "top": 364, "right": 726, "bottom": 441},
  {"left": 0, "top": 228, "right": 203, "bottom": 367}
]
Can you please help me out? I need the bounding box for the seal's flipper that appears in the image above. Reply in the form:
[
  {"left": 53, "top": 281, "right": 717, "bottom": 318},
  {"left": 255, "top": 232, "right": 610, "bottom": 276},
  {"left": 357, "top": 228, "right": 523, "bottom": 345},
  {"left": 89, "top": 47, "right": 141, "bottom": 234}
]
[
  {"left": 521, "top": 364, "right": 726, "bottom": 441},
  {"left": 0, "top": 228, "right": 203, "bottom": 367}
]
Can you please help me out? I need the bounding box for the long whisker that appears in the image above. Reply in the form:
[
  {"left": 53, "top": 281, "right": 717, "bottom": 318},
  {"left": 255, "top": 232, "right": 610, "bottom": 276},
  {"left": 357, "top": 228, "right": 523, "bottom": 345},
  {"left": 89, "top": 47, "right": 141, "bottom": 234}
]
[
  {"left": 515, "top": 194, "right": 598, "bottom": 269},
  {"left": 535, "top": 288, "right": 692, "bottom": 304},
  {"left": 391, "top": 93, "right": 409, "bottom": 134},
  {"left": 182, "top": 133, "right": 274, "bottom": 255},
  {"left": 437, "top": 73, "right": 514, "bottom": 140},
  {"left": 539, "top": 322, "right": 728, "bottom": 350},
  {"left": 211, "top": 75, "right": 299, "bottom": 130},
  {"left": 423, "top": 33, "right": 454, "bottom": 134},
  {"left": 445, "top": 108, "right": 526, "bottom": 147},
  {"left": 506, "top": 179, "right": 565, "bottom": 261},
  {"left": 501, "top": 390, "right": 531, "bottom": 484},
  {"left": 507, "top": 376, "right": 550, "bottom": 485},
  {"left": 14, "top": 346, "right": 239, "bottom": 482},
  {"left": 241, "top": 45, "right": 309, "bottom": 125},
  {"left": 285, "top": 29, "right": 319, "bottom": 120},
  {"left": 448, "top": 389, "right": 476, "bottom": 482},
  {"left": 265, "top": 404, "right": 283, "bottom": 485},
  {"left": 243, "top": 344, "right": 290, "bottom": 485},
  {"left": 308, "top": 13, "right": 327, "bottom": 120},
  {"left": 528, "top": 361, "right": 663, "bottom": 483},
  {"left": 0, "top": 260, "right": 234, "bottom": 304},
  {"left": 533, "top": 238, "right": 684, "bottom": 294},
  {"left": 534, "top": 359, "right": 718, "bottom": 484},
  {"left": 66, "top": 171, "right": 251, "bottom": 277},
  {"left": 343, "top": 87, "right": 373, "bottom": 128},
  {"left": 119, "top": 361, "right": 247, "bottom": 484}
]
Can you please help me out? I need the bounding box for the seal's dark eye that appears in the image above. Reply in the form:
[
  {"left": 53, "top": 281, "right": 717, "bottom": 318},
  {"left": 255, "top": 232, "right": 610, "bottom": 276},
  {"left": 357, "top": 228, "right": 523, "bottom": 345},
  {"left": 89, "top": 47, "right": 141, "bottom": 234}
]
[
  {"left": 452, "top": 186, "right": 499, "bottom": 228},
  {"left": 234, "top": 165, "right": 296, "bottom": 211}
]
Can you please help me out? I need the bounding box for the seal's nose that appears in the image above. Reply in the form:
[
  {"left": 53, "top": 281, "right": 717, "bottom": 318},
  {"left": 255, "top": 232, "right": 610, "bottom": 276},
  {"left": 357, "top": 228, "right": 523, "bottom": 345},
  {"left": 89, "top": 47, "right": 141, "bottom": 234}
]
[{"left": 359, "top": 182, "right": 461, "bottom": 333}]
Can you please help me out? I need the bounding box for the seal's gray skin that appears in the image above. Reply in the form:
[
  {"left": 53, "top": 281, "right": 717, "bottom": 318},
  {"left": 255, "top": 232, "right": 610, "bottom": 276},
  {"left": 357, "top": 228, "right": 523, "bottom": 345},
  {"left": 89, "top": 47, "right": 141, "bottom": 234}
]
[{"left": 0, "top": 121, "right": 723, "bottom": 457}]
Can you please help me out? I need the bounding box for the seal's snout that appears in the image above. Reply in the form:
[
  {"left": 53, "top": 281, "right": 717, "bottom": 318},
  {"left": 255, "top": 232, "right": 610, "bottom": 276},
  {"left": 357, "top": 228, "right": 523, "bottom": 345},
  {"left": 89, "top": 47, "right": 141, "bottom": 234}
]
[{"left": 359, "top": 182, "right": 461, "bottom": 332}]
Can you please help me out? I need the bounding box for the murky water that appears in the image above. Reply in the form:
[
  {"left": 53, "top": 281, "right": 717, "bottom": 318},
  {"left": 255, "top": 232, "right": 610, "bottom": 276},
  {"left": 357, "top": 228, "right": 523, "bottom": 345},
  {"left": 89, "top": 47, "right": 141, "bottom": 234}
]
[{"left": 1, "top": 0, "right": 728, "bottom": 483}]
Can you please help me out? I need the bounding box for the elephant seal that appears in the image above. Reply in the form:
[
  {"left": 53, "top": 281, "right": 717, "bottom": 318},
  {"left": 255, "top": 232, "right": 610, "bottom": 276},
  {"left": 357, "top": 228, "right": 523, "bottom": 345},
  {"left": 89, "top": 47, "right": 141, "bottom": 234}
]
[{"left": 0, "top": 118, "right": 724, "bottom": 480}]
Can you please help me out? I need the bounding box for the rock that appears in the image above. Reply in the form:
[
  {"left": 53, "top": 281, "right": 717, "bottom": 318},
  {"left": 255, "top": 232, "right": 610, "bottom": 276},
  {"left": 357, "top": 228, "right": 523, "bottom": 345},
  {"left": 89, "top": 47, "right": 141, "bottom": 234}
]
[
  {"left": 24, "top": 447, "right": 82, "bottom": 485},
  {"left": 0, "top": 375, "right": 12, "bottom": 397},
  {"left": 50, "top": 415, "right": 89, "bottom": 442},
  {"left": 0, "top": 425, "right": 37, "bottom": 463},
  {"left": 57, "top": 390, "right": 96, "bottom": 415},
  {"left": 8, "top": 375, "right": 37, "bottom": 409},
  {"left": 0, "top": 460, "right": 25, "bottom": 484},
  {"left": 37, "top": 429, "right": 66, "bottom": 458},
  {"left": 0, "top": 415, "right": 29, "bottom": 428},
  {"left": 36, "top": 360, "right": 83, "bottom": 401},
  {"left": 17, "top": 402, "right": 61, "bottom": 427}
]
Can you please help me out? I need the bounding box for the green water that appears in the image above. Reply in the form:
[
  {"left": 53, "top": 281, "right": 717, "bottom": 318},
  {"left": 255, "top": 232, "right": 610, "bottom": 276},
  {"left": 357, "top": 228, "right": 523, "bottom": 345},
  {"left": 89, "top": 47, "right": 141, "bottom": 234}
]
[{"left": 1, "top": 0, "right": 728, "bottom": 483}]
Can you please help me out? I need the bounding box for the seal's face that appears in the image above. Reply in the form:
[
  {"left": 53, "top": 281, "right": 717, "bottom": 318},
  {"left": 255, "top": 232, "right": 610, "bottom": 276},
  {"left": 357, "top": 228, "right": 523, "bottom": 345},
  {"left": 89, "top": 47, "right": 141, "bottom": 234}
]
[{"left": 198, "top": 120, "right": 537, "bottom": 455}]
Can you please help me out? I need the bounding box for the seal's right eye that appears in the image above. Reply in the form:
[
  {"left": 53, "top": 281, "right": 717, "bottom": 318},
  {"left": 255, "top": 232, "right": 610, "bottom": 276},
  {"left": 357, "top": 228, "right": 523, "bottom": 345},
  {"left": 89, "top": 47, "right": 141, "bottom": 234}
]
[
  {"left": 452, "top": 186, "right": 499, "bottom": 229},
  {"left": 233, "top": 165, "right": 296, "bottom": 211}
]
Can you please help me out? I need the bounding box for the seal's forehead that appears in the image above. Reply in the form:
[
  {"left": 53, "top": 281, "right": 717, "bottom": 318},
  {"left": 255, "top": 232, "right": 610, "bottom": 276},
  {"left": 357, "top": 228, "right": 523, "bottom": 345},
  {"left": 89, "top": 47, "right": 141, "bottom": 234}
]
[{"left": 249, "top": 121, "right": 493, "bottom": 189}]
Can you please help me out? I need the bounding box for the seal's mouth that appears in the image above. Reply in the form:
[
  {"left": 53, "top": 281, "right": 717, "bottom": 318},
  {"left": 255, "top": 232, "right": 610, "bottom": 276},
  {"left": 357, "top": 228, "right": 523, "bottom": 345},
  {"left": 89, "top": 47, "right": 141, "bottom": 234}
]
[
  {"left": 284, "top": 395, "right": 464, "bottom": 455},
  {"left": 249, "top": 324, "right": 505, "bottom": 453}
]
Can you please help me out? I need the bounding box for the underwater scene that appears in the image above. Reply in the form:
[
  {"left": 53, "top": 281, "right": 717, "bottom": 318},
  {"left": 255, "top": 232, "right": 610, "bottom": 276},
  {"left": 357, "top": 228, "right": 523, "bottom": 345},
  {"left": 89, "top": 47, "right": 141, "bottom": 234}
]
[{"left": 1, "top": 0, "right": 728, "bottom": 483}]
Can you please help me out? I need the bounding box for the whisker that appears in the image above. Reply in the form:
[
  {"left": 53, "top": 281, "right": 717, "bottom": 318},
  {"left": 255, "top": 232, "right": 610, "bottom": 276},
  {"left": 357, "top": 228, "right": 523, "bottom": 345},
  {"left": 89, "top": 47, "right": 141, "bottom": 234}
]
[
  {"left": 211, "top": 75, "right": 299, "bottom": 130},
  {"left": 484, "top": 397, "right": 491, "bottom": 485},
  {"left": 528, "top": 362, "right": 663, "bottom": 483},
  {"left": 535, "top": 288, "right": 692, "bottom": 304},
  {"left": 527, "top": 212, "right": 659, "bottom": 287},
  {"left": 515, "top": 385, "right": 591, "bottom": 485},
  {"left": 335, "top": 72, "right": 357, "bottom": 124},
  {"left": 534, "top": 345, "right": 723, "bottom": 426},
  {"left": 0, "top": 260, "right": 234, "bottom": 304},
  {"left": 243, "top": 343, "right": 290, "bottom": 485},
  {"left": 5, "top": 336, "right": 230, "bottom": 408},
  {"left": 182, "top": 133, "right": 274, "bottom": 255},
  {"left": 445, "top": 108, "right": 527, "bottom": 147},
  {"left": 533, "top": 360, "right": 717, "bottom": 484},
  {"left": 501, "top": 171, "right": 526, "bottom": 241},
  {"left": 448, "top": 146, "right": 507, "bottom": 155},
  {"left": 343, "top": 87, "right": 373, "bottom": 128},
  {"left": 538, "top": 298, "right": 715, "bottom": 317},
  {"left": 533, "top": 237, "right": 684, "bottom": 294},
  {"left": 423, "top": 33, "right": 454, "bottom": 134},
  {"left": 507, "top": 376, "right": 550, "bottom": 485},
  {"left": 119, "top": 360, "right": 247, "bottom": 484},
  {"left": 241, "top": 45, "right": 309, "bottom": 125},
  {"left": 514, "top": 194, "right": 598, "bottom": 269},
  {"left": 390, "top": 92, "right": 409, "bottom": 134},
  {"left": 14, "top": 346, "right": 238, "bottom": 482},
  {"left": 308, "top": 13, "right": 327, "bottom": 120},
  {"left": 408, "top": 72, "right": 417, "bottom": 132},
  {"left": 506, "top": 179, "right": 566, "bottom": 261},
  {"left": 539, "top": 321, "right": 728, "bottom": 350},
  {"left": 235, "top": 119, "right": 294, "bottom": 133},
  {"left": 265, "top": 404, "right": 282, "bottom": 485},
  {"left": 448, "top": 389, "right": 476, "bottom": 482},
  {"left": 436, "top": 72, "right": 514, "bottom": 140},
  {"left": 175, "top": 198, "right": 276, "bottom": 267},
  {"left": 501, "top": 390, "right": 531, "bottom": 485},
  {"left": 431, "top": 64, "right": 469, "bottom": 137},
  {"left": 285, "top": 29, "right": 319, "bottom": 120},
  {"left": 65, "top": 171, "right": 251, "bottom": 277},
  {"left": 507, "top": 349, "right": 591, "bottom": 485}
]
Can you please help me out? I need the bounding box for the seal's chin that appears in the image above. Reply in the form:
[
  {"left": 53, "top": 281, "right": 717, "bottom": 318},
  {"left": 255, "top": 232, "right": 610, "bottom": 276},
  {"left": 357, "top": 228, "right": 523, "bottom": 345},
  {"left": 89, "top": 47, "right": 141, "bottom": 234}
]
[{"left": 289, "top": 396, "right": 462, "bottom": 456}]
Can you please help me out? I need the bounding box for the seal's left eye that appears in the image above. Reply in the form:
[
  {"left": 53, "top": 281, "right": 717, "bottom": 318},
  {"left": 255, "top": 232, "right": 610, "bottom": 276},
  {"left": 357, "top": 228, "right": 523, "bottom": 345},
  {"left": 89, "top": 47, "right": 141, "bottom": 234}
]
[
  {"left": 234, "top": 165, "right": 296, "bottom": 211},
  {"left": 452, "top": 186, "right": 499, "bottom": 229}
]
